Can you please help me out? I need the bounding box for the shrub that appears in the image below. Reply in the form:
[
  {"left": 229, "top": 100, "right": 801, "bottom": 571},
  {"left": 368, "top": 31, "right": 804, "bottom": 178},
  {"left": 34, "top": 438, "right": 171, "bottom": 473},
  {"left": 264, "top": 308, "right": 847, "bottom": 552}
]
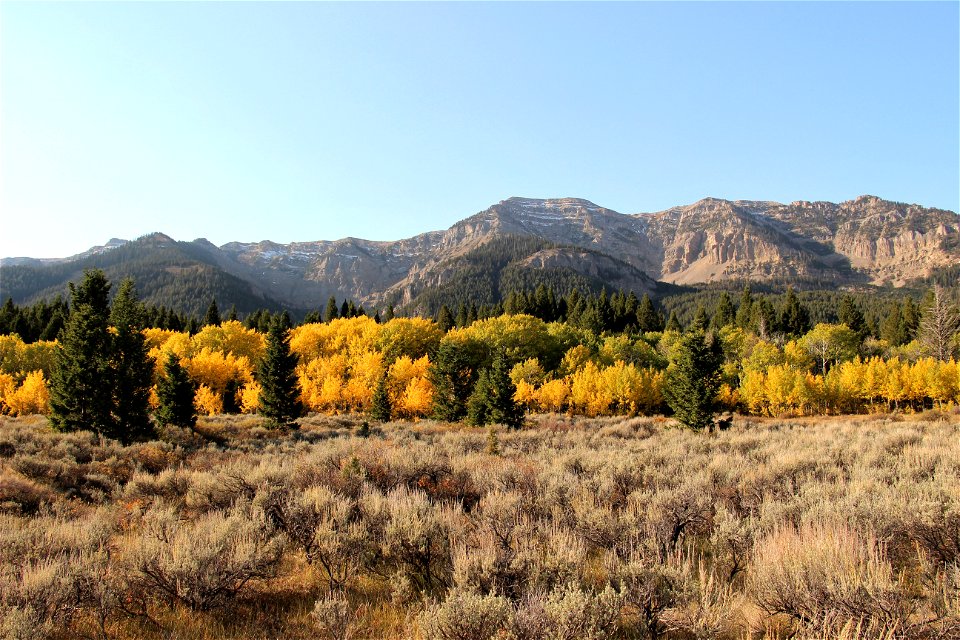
[
  {"left": 418, "top": 589, "right": 514, "bottom": 640},
  {"left": 750, "top": 522, "right": 914, "bottom": 631},
  {"left": 123, "top": 503, "right": 285, "bottom": 611}
]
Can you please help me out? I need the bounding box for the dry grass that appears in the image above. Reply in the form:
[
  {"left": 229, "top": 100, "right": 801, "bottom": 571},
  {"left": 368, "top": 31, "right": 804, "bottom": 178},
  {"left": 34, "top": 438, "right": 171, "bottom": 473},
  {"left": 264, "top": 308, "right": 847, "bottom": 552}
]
[{"left": 0, "top": 412, "right": 958, "bottom": 639}]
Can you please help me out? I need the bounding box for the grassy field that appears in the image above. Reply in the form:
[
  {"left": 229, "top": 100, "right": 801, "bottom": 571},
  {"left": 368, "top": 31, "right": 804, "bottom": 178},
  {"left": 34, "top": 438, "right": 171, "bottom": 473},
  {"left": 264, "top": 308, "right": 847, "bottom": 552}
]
[{"left": 1, "top": 411, "right": 958, "bottom": 639}]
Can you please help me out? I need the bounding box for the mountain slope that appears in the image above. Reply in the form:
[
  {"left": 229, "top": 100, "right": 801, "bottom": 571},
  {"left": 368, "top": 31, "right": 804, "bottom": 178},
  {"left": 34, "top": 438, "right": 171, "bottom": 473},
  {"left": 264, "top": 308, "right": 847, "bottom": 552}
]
[
  {"left": 2, "top": 195, "right": 956, "bottom": 315},
  {"left": 0, "top": 234, "right": 284, "bottom": 316}
]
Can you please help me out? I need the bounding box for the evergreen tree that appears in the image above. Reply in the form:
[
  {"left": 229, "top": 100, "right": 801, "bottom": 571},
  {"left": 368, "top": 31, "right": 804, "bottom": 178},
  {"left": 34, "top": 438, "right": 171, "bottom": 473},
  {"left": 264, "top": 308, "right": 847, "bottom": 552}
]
[
  {"left": 900, "top": 297, "right": 920, "bottom": 344},
  {"left": 663, "top": 330, "right": 724, "bottom": 432},
  {"left": 637, "top": 294, "right": 664, "bottom": 333},
  {"left": 204, "top": 299, "right": 221, "bottom": 326},
  {"left": 155, "top": 352, "right": 197, "bottom": 429},
  {"left": 712, "top": 292, "right": 735, "bottom": 329},
  {"left": 665, "top": 310, "right": 682, "bottom": 333},
  {"left": 880, "top": 301, "right": 906, "bottom": 345},
  {"left": 838, "top": 295, "right": 867, "bottom": 339},
  {"left": 777, "top": 287, "right": 810, "bottom": 336},
  {"left": 370, "top": 375, "right": 392, "bottom": 422},
  {"left": 324, "top": 297, "right": 339, "bottom": 323},
  {"left": 49, "top": 270, "right": 116, "bottom": 436},
  {"left": 736, "top": 285, "right": 754, "bottom": 329},
  {"left": 466, "top": 369, "right": 493, "bottom": 427},
  {"left": 485, "top": 351, "right": 524, "bottom": 429},
  {"left": 436, "top": 305, "right": 455, "bottom": 333},
  {"left": 226, "top": 305, "right": 239, "bottom": 322},
  {"left": 110, "top": 279, "right": 154, "bottom": 442},
  {"left": 385, "top": 304, "right": 396, "bottom": 322},
  {"left": 258, "top": 312, "right": 304, "bottom": 429},
  {"left": 429, "top": 341, "right": 474, "bottom": 422},
  {"left": 691, "top": 305, "right": 710, "bottom": 331}
]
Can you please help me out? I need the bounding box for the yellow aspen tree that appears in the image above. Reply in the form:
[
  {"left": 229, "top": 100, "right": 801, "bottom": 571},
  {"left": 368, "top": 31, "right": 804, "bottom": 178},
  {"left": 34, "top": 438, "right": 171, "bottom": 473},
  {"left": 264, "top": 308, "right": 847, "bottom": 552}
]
[
  {"left": 6, "top": 370, "right": 50, "bottom": 415},
  {"left": 738, "top": 369, "right": 768, "bottom": 415},
  {"left": 536, "top": 378, "right": 570, "bottom": 413},
  {"left": 238, "top": 381, "right": 262, "bottom": 413},
  {"left": 397, "top": 376, "right": 434, "bottom": 418},
  {"left": 194, "top": 384, "right": 222, "bottom": 416}
]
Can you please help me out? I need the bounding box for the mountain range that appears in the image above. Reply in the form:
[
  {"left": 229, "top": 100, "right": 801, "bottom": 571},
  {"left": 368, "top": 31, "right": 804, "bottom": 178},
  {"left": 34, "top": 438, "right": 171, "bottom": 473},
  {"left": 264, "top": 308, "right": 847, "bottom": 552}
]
[{"left": 2, "top": 195, "right": 957, "bottom": 316}]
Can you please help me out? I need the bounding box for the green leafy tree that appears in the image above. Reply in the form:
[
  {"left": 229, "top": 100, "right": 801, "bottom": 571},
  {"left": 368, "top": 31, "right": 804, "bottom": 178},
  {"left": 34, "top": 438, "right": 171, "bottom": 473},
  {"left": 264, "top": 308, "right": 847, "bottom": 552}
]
[
  {"left": 429, "top": 341, "right": 474, "bottom": 422},
  {"left": 663, "top": 330, "right": 724, "bottom": 431},
  {"left": 155, "top": 352, "right": 197, "bottom": 428},
  {"left": 110, "top": 279, "right": 155, "bottom": 442},
  {"left": 370, "top": 375, "right": 392, "bottom": 422},
  {"left": 800, "top": 323, "right": 861, "bottom": 375},
  {"left": 49, "top": 270, "right": 116, "bottom": 436},
  {"left": 258, "top": 312, "right": 304, "bottom": 428}
]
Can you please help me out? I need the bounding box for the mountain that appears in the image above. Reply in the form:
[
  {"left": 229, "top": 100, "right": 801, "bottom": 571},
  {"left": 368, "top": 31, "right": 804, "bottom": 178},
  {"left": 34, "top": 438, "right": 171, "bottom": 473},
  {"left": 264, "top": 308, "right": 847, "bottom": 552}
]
[
  {"left": 2, "top": 195, "right": 956, "bottom": 315},
  {"left": 0, "top": 233, "right": 284, "bottom": 316}
]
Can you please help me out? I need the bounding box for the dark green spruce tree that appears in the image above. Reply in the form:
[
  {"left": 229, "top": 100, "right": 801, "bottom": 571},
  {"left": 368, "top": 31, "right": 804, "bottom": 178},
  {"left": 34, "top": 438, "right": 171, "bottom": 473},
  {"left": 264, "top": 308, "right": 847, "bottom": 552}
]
[
  {"left": 429, "top": 341, "right": 474, "bottom": 422},
  {"left": 636, "top": 293, "right": 664, "bottom": 333},
  {"left": 370, "top": 375, "right": 392, "bottom": 422},
  {"left": 466, "top": 351, "right": 524, "bottom": 429},
  {"left": 155, "top": 352, "right": 197, "bottom": 428},
  {"left": 324, "top": 297, "right": 339, "bottom": 323},
  {"left": 110, "top": 279, "right": 155, "bottom": 442},
  {"left": 49, "top": 270, "right": 116, "bottom": 436},
  {"left": 436, "top": 305, "right": 455, "bottom": 333},
  {"left": 663, "top": 329, "right": 724, "bottom": 432},
  {"left": 712, "top": 292, "right": 735, "bottom": 330},
  {"left": 204, "top": 299, "right": 221, "bottom": 327},
  {"left": 258, "top": 312, "right": 304, "bottom": 428}
]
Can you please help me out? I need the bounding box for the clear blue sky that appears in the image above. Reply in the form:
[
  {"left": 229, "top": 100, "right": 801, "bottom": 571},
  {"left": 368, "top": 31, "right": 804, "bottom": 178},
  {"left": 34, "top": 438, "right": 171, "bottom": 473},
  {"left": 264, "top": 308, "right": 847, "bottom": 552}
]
[{"left": 2, "top": 2, "right": 957, "bottom": 259}]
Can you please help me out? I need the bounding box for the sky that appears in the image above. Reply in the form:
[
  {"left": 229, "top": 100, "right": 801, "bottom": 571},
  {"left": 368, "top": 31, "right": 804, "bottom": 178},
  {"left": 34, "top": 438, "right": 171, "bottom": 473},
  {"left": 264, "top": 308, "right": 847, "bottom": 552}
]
[{"left": 1, "top": 2, "right": 957, "bottom": 259}]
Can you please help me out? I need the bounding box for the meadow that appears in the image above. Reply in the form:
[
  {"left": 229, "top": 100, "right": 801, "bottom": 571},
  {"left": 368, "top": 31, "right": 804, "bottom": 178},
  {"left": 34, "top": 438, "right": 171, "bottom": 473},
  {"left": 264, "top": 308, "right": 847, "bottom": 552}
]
[{"left": 1, "top": 411, "right": 958, "bottom": 639}]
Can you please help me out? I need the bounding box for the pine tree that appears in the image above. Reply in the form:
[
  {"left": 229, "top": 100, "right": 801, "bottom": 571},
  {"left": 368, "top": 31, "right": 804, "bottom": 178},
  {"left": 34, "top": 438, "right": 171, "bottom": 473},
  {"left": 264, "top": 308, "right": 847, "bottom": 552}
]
[
  {"left": 466, "top": 369, "right": 493, "bottom": 427},
  {"left": 204, "top": 299, "right": 221, "bottom": 326},
  {"left": 663, "top": 330, "right": 724, "bottom": 432},
  {"left": 155, "top": 352, "right": 197, "bottom": 428},
  {"left": 665, "top": 310, "right": 682, "bottom": 333},
  {"left": 385, "top": 304, "right": 396, "bottom": 322},
  {"left": 691, "top": 305, "right": 710, "bottom": 331},
  {"left": 465, "top": 352, "right": 523, "bottom": 429},
  {"left": 429, "top": 341, "right": 473, "bottom": 422},
  {"left": 777, "top": 287, "right": 810, "bottom": 336},
  {"left": 838, "top": 295, "right": 867, "bottom": 338},
  {"left": 436, "top": 305, "right": 455, "bottom": 333},
  {"left": 324, "top": 297, "right": 339, "bottom": 323},
  {"left": 370, "top": 375, "right": 392, "bottom": 422},
  {"left": 258, "top": 312, "right": 304, "bottom": 429},
  {"left": 49, "top": 270, "right": 116, "bottom": 436},
  {"left": 736, "top": 285, "right": 754, "bottom": 329},
  {"left": 712, "top": 292, "right": 735, "bottom": 329},
  {"left": 110, "top": 279, "right": 154, "bottom": 442},
  {"left": 636, "top": 294, "right": 664, "bottom": 333},
  {"left": 227, "top": 305, "right": 239, "bottom": 322}
]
